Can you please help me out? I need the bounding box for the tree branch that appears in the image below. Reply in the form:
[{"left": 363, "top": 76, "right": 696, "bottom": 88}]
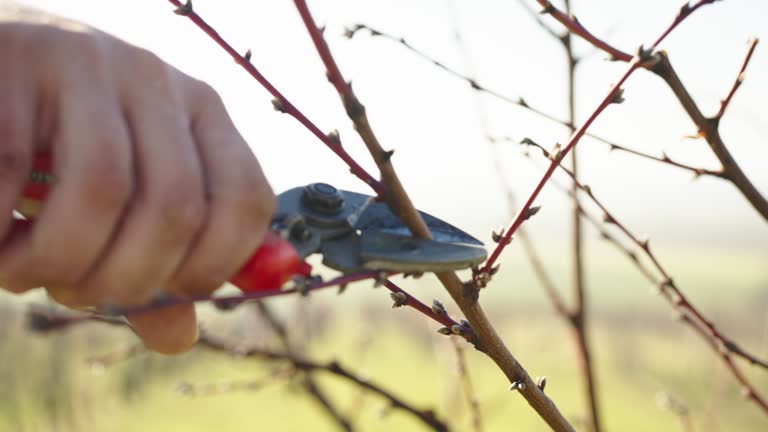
[
  {"left": 533, "top": 0, "right": 768, "bottom": 221},
  {"left": 256, "top": 302, "right": 353, "bottom": 431},
  {"left": 198, "top": 333, "right": 450, "bottom": 432},
  {"left": 520, "top": 138, "right": 768, "bottom": 414},
  {"left": 166, "top": 0, "right": 382, "bottom": 195},
  {"left": 293, "top": 1, "right": 575, "bottom": 430}
]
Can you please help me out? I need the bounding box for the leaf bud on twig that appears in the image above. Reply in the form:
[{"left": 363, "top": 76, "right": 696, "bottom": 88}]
[
  {"left": 437, "top": 327, "right": 452, "bottom": 336},
  {"left": 431, "top": 299, "right": 447, "bottom": 316},
  {"left": 509, "top": 380, "right": 526, "bottom": 392},
  {"left": 243, "top": 49, "right": 252, "bottom": 62},
  {"left": 173, "top": 0, "right": 193, "bottom": 16},
  {"left": 538, "top": 1, "right": 555, "bottom": 15},
  {"left": 380, "top": 149, "right": 395, "bottom": 163},
  {"left": 491, "top": 227, "right": 505, "bottom": 243},
  {"left": 326, "top": 129, "right": 341, "bottom": 146},
  {"left": 390, "top": 292, "right": 408, "bottom": 308},
  {"left": 610, "top": 87, "right": 626, "bottom": 104},
  {"left": 373, "top": 271, "right": 388, "bottom": 287},
  {"left": 523, "top": 205, "right": 542, "bottom": 221},
  {"left": 549, "top": 143, "right": 563, "bottom": 162},
  {"left": 536, "top": 376, "right": 547, "bottom": 391},
  {"left": 271, "top": 98, "right": 286, "bottom": 113}
]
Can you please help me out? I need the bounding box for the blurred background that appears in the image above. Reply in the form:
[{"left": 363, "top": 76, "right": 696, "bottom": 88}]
[{"left": 3, "top": 0, "right": 767, "bottom": 431}]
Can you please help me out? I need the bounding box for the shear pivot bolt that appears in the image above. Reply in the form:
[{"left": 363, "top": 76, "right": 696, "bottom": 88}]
[{"left": 302, "top": 183, "right": 344, "bottom": 215}]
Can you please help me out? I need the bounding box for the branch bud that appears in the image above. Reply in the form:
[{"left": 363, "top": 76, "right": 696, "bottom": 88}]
[
  {"left": 373, "top": 271, "right": 388, "bottom": 287},
  {"left": 390, "top": 291, "right": 407, "bottom": 308},
  {"left": 271, "top": 98, "right": 286, "bottom": 113},
  {"left": 326, "top": 129, "right": 341, "bottom": 146},
  {"left": 549, "top": 143, "right": 563, "bottom": 162},
  {"left": 523, "top": 205, "right": 542, "bottom": 221},
  {"left": 244, "top": 49, "right": 252, "bottom": 62},
  {"left": 536, "top": 376, "right": 547, "bottom": 391},
  {"left": 173, "top": 0, "right": 193, "bottom": 16},
  {"left": 610, "top": 87, "right": 625, "bottom": 104},
  {"left": 491, "top": 227, "right": 505, "bottom": 243},
  {"left": 380, "top": 149, "right": 395, "bottom": 163},
  {"left": 431, "top": 299, "right": 447, "bottom": 316},
  {"left": 437, "top": 327, "right": 452, "bottom": 336},
  {"left": 538, "top": 1, "right": 555, "bottom": 15}
]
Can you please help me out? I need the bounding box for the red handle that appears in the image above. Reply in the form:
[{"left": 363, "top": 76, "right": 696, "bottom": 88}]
[{"left": 11, "top": 151, "right": 310, "bottom": 293}]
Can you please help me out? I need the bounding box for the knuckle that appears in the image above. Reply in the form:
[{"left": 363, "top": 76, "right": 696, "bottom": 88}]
[
  {"left": 191, "top": 79, "right": 223, "bottom": 107},
  {"left": 80, "top": 153, "right": 133, "bottom": 213},
  {"left": 151, "top": 185, "right": 207, "bottom": 240}
]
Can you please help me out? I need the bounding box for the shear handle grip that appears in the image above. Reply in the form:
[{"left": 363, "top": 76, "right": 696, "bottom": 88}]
[{"left": 10, "top": 151, "right": 309, "bottom": 293}]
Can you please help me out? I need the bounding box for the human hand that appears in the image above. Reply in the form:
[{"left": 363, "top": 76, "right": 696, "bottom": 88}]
[{"left": 0, "top": 9, "right": 275, "bottom": 353}]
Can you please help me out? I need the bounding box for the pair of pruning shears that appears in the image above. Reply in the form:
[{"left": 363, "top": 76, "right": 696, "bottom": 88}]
[{"left": 13, "top": 151, "right": 487, "bottom": 293}]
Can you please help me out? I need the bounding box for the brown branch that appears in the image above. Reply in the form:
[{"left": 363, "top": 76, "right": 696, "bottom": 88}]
[
  {"left": 176, "top": 369, "right": 291, "bottom": 397},
  {"left": 509, "top": 2, "right": 604, "bottom": 426},
  {"left": 256, "top": 302, "right": 353, "bottom": 432},
  {"left": 166, "top": 0, "right": 382, "bottom": 195},
  {"left": 651, "top": 50, "right": 768, "bottom": 221},
  {"left": 605, "top": 144, "right": 724, "bottom": 178},
  {"left": 533, "top": 0, "right": 768, "bottom": 221},
  {"left": 521, "top": 138, "right": 768, "bottom": 414},
  {"left": 715, "top": 38, "right": 759, "bottom": 120},
  {"left": 293, "top": 2, "right": 575, "bottom": 430},
  {"left": 344, "top": 24, "right": 576, "bottom": 132},
  {"left": 346, "top": 25, "right": 727, "bottom": 183},
  {"left": 25, "top": 306, "right": 449, "bottom": 431},
  {"left": 451, "top": 338, "right": 483, "bottom": 432},
  {"left": 559, "top": 1, "right": 601, "bottom": 428},
  {"left": 197, "top": 333, "right": 450, "bottom": 432}
]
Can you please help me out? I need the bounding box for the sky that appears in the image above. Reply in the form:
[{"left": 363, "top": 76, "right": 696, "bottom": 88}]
[{"left": 11, "top": 0, "right": 768, "bottom": 253}]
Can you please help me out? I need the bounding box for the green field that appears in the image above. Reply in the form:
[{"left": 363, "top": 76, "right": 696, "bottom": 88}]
[{"left": 0, "top": 244, "right": 766, "bottom": 432}]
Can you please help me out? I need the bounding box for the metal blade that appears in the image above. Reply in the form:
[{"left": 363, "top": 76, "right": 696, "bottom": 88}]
[
  {"left": 359, "top": 231, "right": 487, "bottom": 272},
  {"left": 353, "top": 201, "right": 484, "bottom": 246}
]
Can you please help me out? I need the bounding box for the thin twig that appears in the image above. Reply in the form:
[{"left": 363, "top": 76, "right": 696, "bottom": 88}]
[
  {"left": 293, "top": 2, "right": 576, "bottom": 430},
  {"left": 559, "top": 1, "right": 601, "bottom": 429},
  {"left": 256, "top": 302, "right": 353, "bottom": 432},
  {"left": 481, "top": 0, "right": 722, "bottom": 278},
  {"left": 166, "top": 0, "right": 382, "bottom": 195},
  {"left": 198, "top": 333, "right": 450, "bottom": 432},
  {"left": 451, "top": 338, "right": 483, "bottom": 432},
  {"left": 536, "top": 0, "right": 768, "bottom": 221},
  {"left": 25, "top": 271, "right": 385, "bottom": 330},
  {"left": 521, "top": 138, "right": 768, "bottom": 414},
  {"left": 536, "top": 0, "right": 631, "bottom": 61},
  {"left": 345, "top": 24, "right": 725, "bottom": 181},
  {"left": 25, "top": 307, "right": 450, "bottom": 432},
  {"left": 715, "top": 38, "right": 758, "bottom": 120}
]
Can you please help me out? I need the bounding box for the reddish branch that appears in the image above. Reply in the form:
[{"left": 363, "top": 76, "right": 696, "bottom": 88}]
[
  {"left": 536, "top": 0, "right": 631, "bottom": 62},
  {"left": 716, "top": 38, "right": 758, "bottom": 120},
  {"left": 26, "top": 271, "right": 383, "bottom": 330},
  {"left": 166, "top": 0, "right": 382, "bottom": 195},
  {"left": 520, "top": 138, "right": 768, "bottom": 414},
  {"left": 537, "top": 0, "right": 768, "bottom": 221}
]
